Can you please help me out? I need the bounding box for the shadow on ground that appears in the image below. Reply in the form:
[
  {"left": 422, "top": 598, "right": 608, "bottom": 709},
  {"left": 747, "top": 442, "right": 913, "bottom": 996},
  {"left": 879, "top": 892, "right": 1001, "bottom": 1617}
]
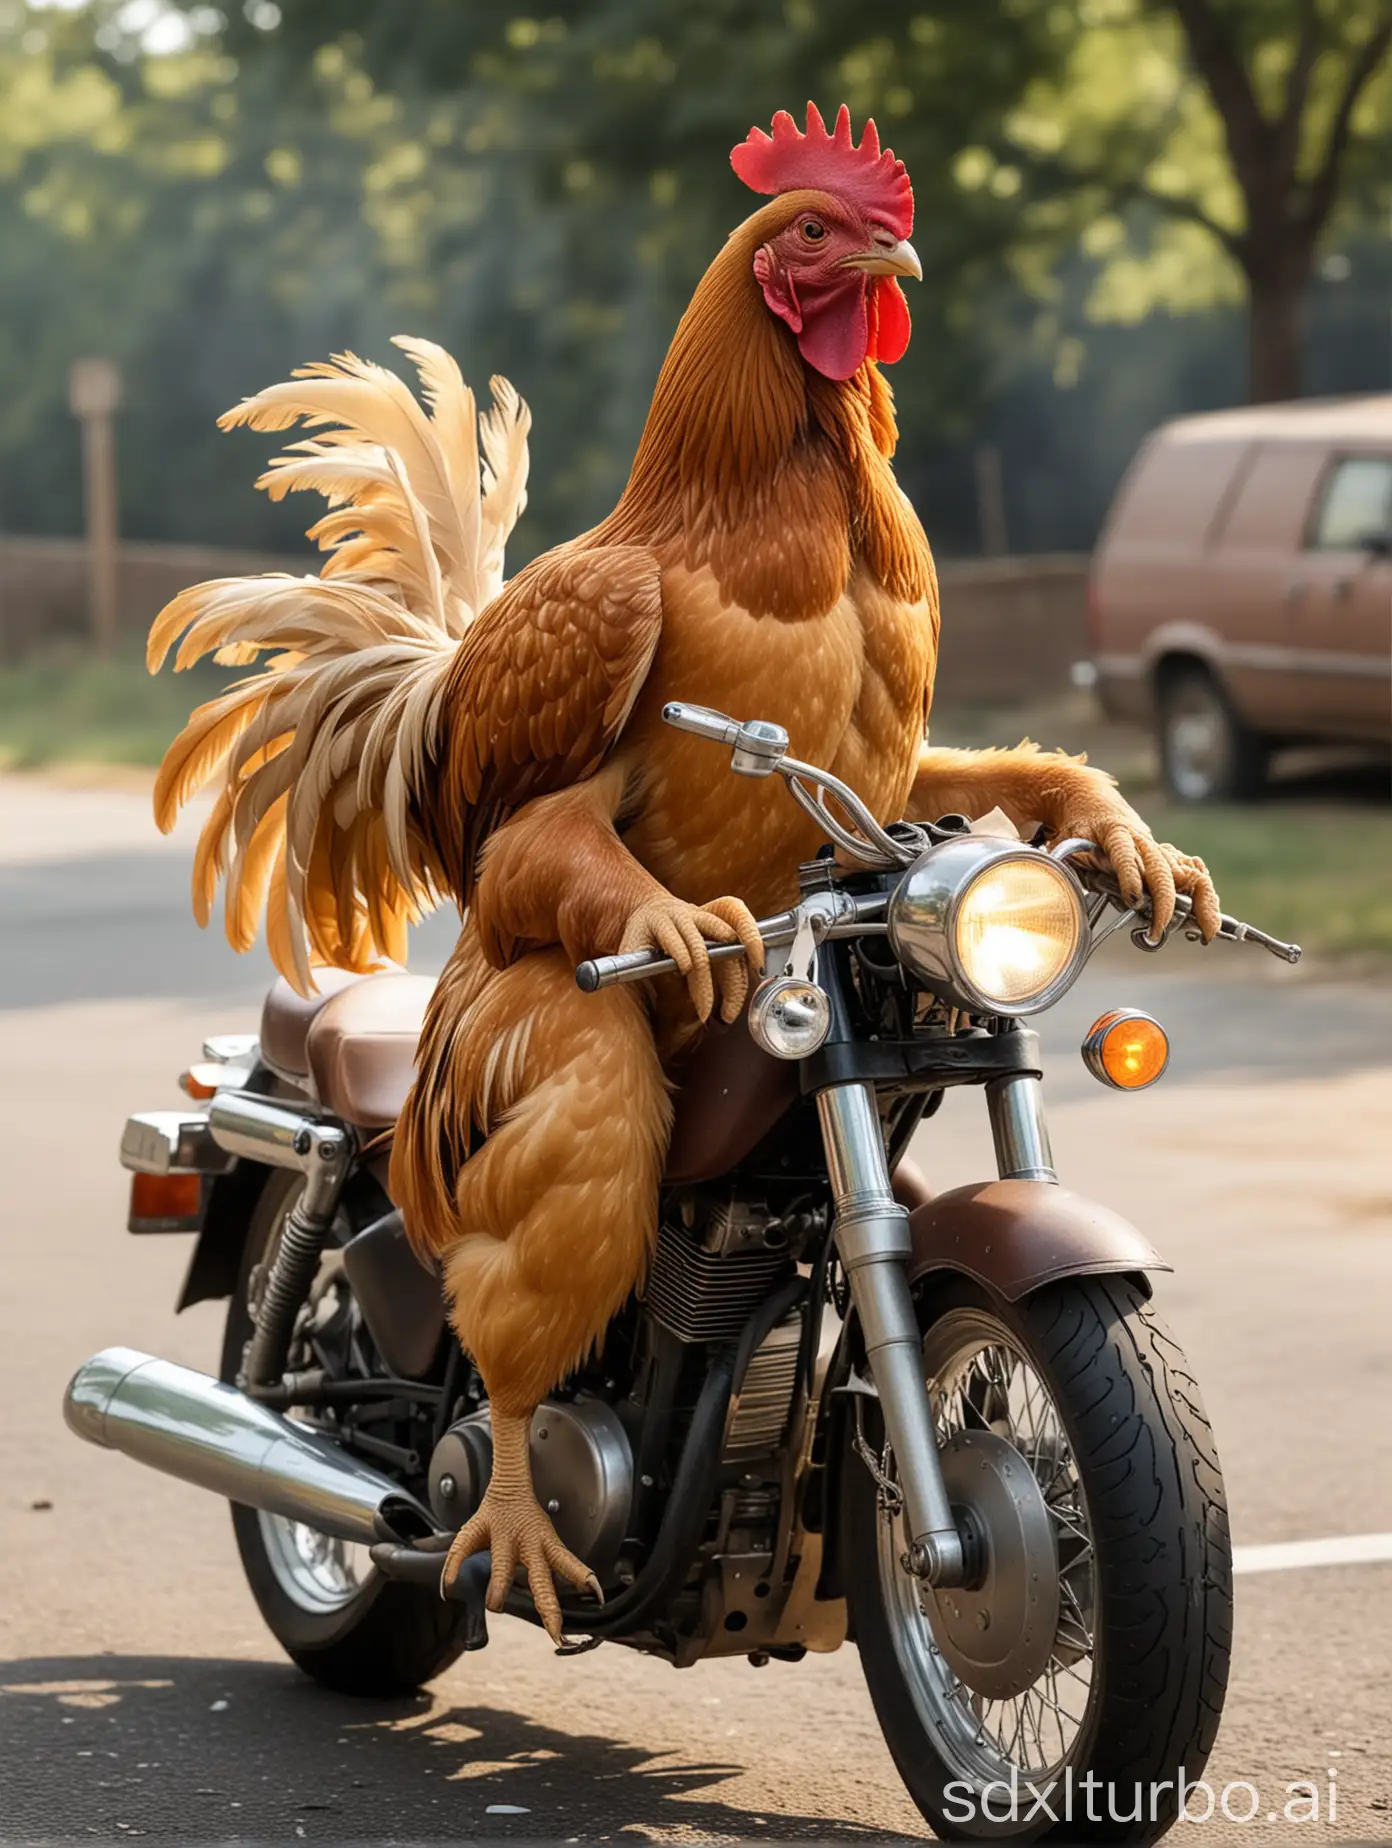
[{"left": 0, "top": 1654, "right": 915, "bottom": 1843}]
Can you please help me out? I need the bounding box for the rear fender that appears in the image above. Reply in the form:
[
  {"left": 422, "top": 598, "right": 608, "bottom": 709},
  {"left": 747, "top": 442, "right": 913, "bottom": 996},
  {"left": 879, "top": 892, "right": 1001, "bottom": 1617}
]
[
  {"left": 907, "top": 1179, "right": 1168, "bottom": 1302},
  {"left": 176, "top": 1149, "right": 398, "bottom": 1313},
  {"left": 176, "top": 1159, "right": 268, "bottom": 1311}
]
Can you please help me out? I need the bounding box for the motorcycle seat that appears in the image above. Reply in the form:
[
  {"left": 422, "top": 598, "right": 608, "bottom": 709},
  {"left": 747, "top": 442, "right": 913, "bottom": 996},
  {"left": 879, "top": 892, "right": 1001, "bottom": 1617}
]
[
  {"left": 258, "top": 968, "right": 376, "bottom": 1082},
  {"left": 303, "top": 971, "right": 434, "bottom": 1128}
]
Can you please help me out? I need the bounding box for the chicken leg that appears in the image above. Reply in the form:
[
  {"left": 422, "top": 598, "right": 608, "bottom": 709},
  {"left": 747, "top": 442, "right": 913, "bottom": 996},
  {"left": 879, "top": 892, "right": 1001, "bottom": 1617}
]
[{"left": 394, "top": 935, "right": 674, "bottom": 1644}]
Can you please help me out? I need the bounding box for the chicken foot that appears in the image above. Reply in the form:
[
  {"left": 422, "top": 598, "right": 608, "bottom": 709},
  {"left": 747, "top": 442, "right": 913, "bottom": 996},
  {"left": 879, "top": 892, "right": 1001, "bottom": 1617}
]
[{"left": 440, "top": 1407, "right": 603, "bottom": 1647}]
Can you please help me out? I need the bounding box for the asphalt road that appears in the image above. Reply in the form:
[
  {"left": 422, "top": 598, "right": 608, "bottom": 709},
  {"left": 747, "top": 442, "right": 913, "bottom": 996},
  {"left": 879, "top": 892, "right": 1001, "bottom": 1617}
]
[{"left": 2, "top": 775, "right": 1391, "bottom": 1845}]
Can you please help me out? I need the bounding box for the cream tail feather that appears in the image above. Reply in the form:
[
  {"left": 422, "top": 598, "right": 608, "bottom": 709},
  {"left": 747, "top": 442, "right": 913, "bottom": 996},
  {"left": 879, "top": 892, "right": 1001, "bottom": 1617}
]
[{"left": 148, "top": 340, "right": 531, "bottom": 994}]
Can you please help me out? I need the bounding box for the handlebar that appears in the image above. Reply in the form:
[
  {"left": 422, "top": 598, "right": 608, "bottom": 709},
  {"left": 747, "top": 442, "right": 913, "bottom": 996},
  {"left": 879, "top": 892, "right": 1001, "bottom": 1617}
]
[
  {"left": 575, "top": 892, "right": 888, "bottom": 992},
  {"left": 1076, "top": 865, "right": 1302, "bottom": 964},
  {"left": 575, "top": 855, "right": 1300, "bottom": 993}
]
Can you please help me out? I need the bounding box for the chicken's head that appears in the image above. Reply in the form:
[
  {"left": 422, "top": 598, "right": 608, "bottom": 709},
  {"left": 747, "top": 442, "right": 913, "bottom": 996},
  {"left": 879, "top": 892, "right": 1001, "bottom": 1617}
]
[{"left": 731, "top": 103, "right": 919, "bottom": 382}]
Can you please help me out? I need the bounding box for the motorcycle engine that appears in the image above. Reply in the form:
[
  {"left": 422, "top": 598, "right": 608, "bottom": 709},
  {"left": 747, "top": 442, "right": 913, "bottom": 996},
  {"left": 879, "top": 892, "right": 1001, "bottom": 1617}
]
[{"left": 427, "top": 1398, "right": 633, "bottom": 1581}]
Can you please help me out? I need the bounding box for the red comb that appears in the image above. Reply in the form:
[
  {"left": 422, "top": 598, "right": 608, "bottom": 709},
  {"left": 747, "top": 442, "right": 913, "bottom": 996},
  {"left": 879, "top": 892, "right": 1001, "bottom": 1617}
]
[{"left": 731, "top": 103, "right": 913, "bottom": 239}]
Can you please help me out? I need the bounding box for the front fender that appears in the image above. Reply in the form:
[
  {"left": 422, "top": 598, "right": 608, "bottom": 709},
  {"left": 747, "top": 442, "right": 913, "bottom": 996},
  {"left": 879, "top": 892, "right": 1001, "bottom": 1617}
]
[{"left": 907, "top": 1180, "right": 1169, "bottom": 1302}]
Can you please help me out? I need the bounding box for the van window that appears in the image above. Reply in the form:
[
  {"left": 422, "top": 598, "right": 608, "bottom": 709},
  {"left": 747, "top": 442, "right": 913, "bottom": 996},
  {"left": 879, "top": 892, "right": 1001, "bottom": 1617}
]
[{"left": 1309, "top": 456, "right": 1392, "bottom": 549}]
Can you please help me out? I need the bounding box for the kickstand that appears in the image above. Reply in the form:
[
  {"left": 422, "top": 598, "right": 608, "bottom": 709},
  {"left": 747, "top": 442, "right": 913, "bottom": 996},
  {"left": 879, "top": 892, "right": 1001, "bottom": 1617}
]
[{"left": 443, "top": 1550, "right": 493, "bottom": 1651}]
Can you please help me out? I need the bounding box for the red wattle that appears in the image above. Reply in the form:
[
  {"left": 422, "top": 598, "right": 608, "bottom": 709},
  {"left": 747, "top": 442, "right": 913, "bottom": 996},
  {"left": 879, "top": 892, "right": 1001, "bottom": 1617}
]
[
  {"left": 795, "top": 292, "right": 870, "bottom": 381},
  {"left": 866, "top": 278, "right": 910, "bottom": 365}
]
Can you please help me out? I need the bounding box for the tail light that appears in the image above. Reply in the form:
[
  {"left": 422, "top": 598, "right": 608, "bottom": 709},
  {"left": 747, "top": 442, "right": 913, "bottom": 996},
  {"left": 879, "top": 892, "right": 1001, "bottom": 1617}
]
[{"left": 129, "top": 1170, "right": 203, "bottom": 1233}]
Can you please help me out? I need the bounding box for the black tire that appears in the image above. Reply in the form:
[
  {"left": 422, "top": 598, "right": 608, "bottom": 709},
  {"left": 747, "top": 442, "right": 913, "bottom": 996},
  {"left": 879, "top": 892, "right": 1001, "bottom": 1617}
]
[
  {"left": 1157, "top": 664, "right": 1267, "bottom": 802},
  {"left": 844, "top": 1276, "right": 1232, "bottom": 1843},
  {"left": 220, "top": 1171, "right": 471, "bottom": 1697}
]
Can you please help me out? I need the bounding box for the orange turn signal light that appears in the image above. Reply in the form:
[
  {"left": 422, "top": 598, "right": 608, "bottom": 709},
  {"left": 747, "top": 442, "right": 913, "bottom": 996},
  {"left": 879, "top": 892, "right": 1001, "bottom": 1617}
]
[
  {"left": 179, "top": 1063, "right": 224, "bottom": 1101},
  {"left": 1082, "top": 1009, "right": 1170, "bottom": 1091},
  {"left": 129, "top": 1171, "right": 202, "bottom": 1227}
]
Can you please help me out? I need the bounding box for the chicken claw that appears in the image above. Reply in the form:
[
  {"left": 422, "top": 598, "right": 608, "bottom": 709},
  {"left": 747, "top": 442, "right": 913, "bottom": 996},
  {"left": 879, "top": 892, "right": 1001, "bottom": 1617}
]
[
  {"left": 1054, "top": 780, "right": 1221, "bottom": 942},
  {"left": 440, "top": 1409, "right": 602, "bottom": 1648},
  {"left": 619, "top": 892, "right": 766, "bottom": 1022}
]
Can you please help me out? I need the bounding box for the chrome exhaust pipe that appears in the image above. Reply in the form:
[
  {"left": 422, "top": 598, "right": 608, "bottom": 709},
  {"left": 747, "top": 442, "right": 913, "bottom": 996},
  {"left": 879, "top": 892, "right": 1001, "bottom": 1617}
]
[{"left": 64, "top": 1347, "right": 434, "bottom": 1545}]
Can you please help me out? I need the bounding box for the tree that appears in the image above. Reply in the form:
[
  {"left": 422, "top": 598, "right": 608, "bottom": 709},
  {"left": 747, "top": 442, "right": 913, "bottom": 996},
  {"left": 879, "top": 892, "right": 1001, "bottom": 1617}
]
[
  {"left": 1169, "top": 0, "right": 1392, "bottom": 399},
  {"left": 3, "top": 0, "right": 1079, "bottom": 551},
  {"left": 976, "top": 0, "right": 1392, "bottom": 401}
]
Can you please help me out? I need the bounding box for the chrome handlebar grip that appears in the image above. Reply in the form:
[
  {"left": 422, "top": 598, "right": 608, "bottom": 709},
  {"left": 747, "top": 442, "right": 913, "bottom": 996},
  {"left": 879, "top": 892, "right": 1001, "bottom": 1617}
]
[
  {"left": 660, "top": 702, "right": 743, "bottom": 746},
  {"left": 575, "top": 934, "right": 779, "bottom": 994},
  {"left": 576, "top": 909, "right": 799, "bottom": 993}
]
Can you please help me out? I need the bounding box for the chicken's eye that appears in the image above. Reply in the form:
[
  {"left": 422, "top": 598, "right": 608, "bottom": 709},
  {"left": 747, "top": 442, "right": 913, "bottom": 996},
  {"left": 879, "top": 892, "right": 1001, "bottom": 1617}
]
[{"left": 800, "top": 219, "right": 827, "bottom": 243}]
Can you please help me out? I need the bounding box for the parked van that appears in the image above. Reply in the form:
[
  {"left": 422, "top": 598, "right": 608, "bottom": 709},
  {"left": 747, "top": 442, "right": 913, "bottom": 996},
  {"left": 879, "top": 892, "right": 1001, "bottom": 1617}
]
[{"left": 1089, "top": 397, "right": 1392, "bottom": 800}]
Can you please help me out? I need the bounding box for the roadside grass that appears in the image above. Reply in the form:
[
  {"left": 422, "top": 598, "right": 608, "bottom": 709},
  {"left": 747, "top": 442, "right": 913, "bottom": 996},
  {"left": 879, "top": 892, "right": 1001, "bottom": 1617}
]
[
  {"left": 934, "top": 692, "right": 1391, "bottom": 961},
  {"left": 1140, "top": 797, "right": 1392, "bottom": 964},
  {"left": 0, "top": 641, "right": 236, "bottom": 773}
]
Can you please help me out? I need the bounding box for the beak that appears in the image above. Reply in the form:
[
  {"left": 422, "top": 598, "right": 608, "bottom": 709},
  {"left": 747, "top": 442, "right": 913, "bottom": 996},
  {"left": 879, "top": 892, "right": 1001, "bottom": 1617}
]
[{"left": 840, "top": 237, "right": 922, "bottom": 282}]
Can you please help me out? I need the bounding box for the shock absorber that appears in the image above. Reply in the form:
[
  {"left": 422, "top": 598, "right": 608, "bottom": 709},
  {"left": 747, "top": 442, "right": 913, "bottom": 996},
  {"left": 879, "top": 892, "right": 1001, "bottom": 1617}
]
[{"left": 240, "top": 1119, "right": 355, "bottom": 1396}]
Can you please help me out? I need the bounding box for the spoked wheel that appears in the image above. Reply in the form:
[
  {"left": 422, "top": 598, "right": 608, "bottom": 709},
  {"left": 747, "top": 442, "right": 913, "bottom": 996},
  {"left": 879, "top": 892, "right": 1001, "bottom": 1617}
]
[
  {"left": 844, "top": 1277, "right": 1231, "bottom": 1842},
  {"left": 221, "top": 1170, "right": 473, "bottom": 1696},
  {"left": 254, "top": 1504, "right": 374, "bottom": 1616}
]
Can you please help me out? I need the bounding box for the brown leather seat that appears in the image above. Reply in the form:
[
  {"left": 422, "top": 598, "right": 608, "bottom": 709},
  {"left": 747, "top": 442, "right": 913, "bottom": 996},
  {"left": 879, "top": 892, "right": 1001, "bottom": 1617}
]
[
  {"left": 287, "top": 976, "right": 804, "bottom": 1155},
  {"left": 259, "top": 968, "right": 371, "bottom": 1081},
  {"left": 306, "top": 973, "right": 435, "bottom": 1128}
]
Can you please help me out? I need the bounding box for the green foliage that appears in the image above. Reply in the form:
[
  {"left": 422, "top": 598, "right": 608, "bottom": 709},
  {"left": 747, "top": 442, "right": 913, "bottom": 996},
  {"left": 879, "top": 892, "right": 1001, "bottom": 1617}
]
[
  {"left": 979, "top": 0, "right": 1392, "bottom": 335},
  {"left": 0, "top": 0, "right": 1075, "bottom": 557},
  {"left": 0, "top": 0, "right": 1388, "bottom": 564},
  {"left": 0, "top": 636, "right": 239, "bottom": 768},
  {"left": 1139, "top": 795, "right": 1392, "bottom": 961}
]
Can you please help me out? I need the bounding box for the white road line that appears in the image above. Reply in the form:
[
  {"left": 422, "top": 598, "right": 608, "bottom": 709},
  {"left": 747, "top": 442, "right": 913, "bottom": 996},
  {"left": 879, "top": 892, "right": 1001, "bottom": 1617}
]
[{"left": 1233, "top": 1532, "right": 1392, "bottom": 1575}]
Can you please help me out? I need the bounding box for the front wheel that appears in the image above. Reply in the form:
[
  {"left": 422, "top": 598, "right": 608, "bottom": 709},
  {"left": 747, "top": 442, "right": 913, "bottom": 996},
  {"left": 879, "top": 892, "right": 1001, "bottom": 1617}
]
[{"left": 844, "top": 1276, "right": 1231, "bottom": 1842}]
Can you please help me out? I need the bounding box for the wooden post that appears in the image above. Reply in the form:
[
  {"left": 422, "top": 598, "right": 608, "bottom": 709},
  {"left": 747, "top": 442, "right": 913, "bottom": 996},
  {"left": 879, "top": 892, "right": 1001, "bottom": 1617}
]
[
  {"left": 974, "top": 442, "right": 1009, "bottom": 558},
  {"left": 69, "top": 357, "right": 122, "bottom": 653}
]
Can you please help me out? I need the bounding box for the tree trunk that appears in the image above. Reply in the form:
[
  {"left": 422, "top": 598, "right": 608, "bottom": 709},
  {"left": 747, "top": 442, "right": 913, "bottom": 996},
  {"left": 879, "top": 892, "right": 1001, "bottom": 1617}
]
[{"left": 1246, "top": 263, "right": 1308, "bottom": 403}]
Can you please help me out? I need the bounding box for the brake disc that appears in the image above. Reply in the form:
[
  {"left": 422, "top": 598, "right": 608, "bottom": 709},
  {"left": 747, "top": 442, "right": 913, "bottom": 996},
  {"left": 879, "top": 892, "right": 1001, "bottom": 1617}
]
[{"left": 926, "top": 1428, "right": 1061, "bottom": 1701}]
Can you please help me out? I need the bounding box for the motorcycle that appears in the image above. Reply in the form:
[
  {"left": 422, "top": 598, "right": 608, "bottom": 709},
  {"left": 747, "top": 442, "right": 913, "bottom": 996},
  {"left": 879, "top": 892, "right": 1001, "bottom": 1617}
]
[{"left": 65, "top": 702, "right": 1300, "bottom": 1840}]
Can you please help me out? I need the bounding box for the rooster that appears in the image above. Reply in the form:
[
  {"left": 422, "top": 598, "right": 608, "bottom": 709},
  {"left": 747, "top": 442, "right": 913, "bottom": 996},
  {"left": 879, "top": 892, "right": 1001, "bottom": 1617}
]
[{"left": 150, "top": 103, "right": 1220, "bottom": 1642}]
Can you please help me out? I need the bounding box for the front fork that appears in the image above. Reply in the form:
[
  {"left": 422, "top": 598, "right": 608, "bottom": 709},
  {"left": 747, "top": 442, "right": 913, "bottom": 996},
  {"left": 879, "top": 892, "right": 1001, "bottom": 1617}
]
[{"left": 816, "top": 1072, "right": 1057, "bottom": 1587}]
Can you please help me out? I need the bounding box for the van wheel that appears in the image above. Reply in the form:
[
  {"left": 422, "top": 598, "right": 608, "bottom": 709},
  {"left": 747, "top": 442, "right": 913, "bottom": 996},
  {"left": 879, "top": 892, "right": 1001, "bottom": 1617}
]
[{"left": 1157, "top": 666, "right": 1267, "bottom": 802}]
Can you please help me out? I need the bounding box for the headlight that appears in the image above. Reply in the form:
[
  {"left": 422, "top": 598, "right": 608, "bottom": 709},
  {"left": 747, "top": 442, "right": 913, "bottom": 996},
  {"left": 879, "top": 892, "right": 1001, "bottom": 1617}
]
[
  {"left": 747, "top": 975, "right": 831, "bottom": 1059},
  {"left": 887, "top": 837, "right": 1088, "bottom": 1014}
]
